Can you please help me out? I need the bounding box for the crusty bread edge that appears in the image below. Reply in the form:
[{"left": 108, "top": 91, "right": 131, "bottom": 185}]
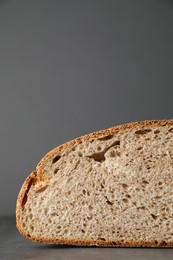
[{"left": 16, "top": 119, "right": 173, "bottom": 247}]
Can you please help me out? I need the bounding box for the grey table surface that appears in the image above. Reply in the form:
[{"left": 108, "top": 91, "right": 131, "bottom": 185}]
[{"left": 1, "top": 216, "right": 173, "bottom": 260}]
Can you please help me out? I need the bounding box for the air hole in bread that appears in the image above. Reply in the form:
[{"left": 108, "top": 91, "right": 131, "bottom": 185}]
[
  {"left": 54, "top": 168, "right": 59, "bottom": 174},
  {"left": 66, "top": 190, "right": 71, "bottom": 195},
  {"left": 21, "top": 179, "right": 33, "bottom": 209},
  {"left": 52, "top": 155, "right": 61, "bottom": 164},
  {"left": 97, "top": 146, "right": 102, "bottom": 151},
  {"left": 36, "top": 185, "right": 48, "bottom": 193},
  {"left": 87, "top": 141, "right": 120, "bottom": 162},
  {"left": 51, "top": 212, "right": 58, "bottom": 217},
  {"left": 30, "top": 225, "right": 34, "bottom": 231},
  {"left": 88, "top": 205, "right": 93, "bottom": 211},
  {"left": 151, "top": 214, "right": 158, "bottom": 220},
  {"left": 135, "top": 129, "right": 151, "bottom": 135},
  {"left": 87, "top": 191, "right": 90, "bottom": 196},
  {"left": 168, "top": 128, "right": 173, "bottom": 132},
  {"left": 160, "top": 241, "right": 167, "bottom": 246},
  {"left": 105, "top": 196, "right": 114, "bottom": 206},
  {"left": 114, "top": 141, "right": 120, "bottom": 146},
  {"left": 22, "top": 194, "right": 28, "bottom": 209},
  {"left": 98, "top": 135, "right": 114, "bottom": 141},
  {"left": 64, "top": 229, "right": 68, "bottom": 234},
  {"left": 137, "top": 146, "right": 143, "bottom": 150},
  {"left": 78, "top": 152, "right": 83, "bottom": 157},
  {"left": 122, "top": 183, "right": 128, "bottom": 189},
  {"left": 98, "top": 237, "right": 106, "bottom": 241},
  {"left": 155, "top": 195, "right": 161, "bottom": 199},
  {"left": 154, "top": 130, "right": 160, "bottom": 134},
  {"left": 138, "top": 206, "right": 145, "bottom": 210},
  {"left": 87, "top": 153, "right": 101, "bottom": 162},
  {"left": 142, "top": 180, "right": 149, "bottom": 185},
  {"left": 100, "top": 183, "right": 105, "bottom": 189}
]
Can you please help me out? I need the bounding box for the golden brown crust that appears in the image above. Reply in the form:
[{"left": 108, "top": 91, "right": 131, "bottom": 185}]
[
  {"left": 16, "top": 172, "right": 37, "bottom": 231},
  {"left": 16, "top": 233, "right": 173, "bottom": 247},
  {"left": 16, "top": 119, "right": 173, "bottom": 247}
]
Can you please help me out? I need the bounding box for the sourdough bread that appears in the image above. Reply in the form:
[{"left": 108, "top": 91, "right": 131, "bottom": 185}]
[{"left": 16, "top": 120, "right": 173, "bottom": 247}]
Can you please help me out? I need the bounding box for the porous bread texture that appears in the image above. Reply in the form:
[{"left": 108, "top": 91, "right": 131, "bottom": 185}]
[{"left": 16, "top": 120, "right": 173, "bottom": 247}]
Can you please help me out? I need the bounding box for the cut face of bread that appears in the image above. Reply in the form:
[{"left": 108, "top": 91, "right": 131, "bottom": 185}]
[{"left": 16, "top": 120, "right": 173, "bottom": 247}]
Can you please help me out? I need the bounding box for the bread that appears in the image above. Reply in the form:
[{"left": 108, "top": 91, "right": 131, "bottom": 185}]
[{"left": 16, "top": 120, "right": 173, "bottom": 247}]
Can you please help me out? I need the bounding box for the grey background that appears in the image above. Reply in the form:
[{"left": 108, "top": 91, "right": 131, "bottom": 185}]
[{"left": 0, "top": 0, "right": 173, "bottom": 216}]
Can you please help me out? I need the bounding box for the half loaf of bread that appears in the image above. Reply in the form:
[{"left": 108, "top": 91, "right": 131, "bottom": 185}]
[{"left": 16, "top": 120, "right": 173, "bottom": 247}]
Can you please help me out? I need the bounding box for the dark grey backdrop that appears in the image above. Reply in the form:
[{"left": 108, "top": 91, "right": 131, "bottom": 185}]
[{"left": 0, "top": 0, "right": 173, "bottom": 215}]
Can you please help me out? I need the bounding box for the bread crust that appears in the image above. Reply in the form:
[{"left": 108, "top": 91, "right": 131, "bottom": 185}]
[{"left": 16, "top": 119, "right": 173, "bottom": 247}]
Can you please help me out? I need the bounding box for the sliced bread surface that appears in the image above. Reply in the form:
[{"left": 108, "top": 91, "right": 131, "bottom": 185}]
[{"left": 16, "top": 120, "right": 173, "bottom": 247}]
